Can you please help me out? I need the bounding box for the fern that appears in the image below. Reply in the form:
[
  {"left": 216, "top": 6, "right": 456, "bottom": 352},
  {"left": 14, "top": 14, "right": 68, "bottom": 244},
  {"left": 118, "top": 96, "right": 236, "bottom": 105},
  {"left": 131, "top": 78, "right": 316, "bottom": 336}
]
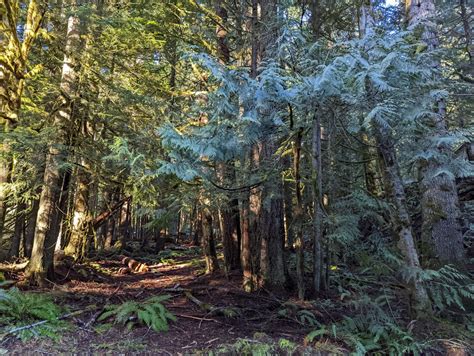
[
  {"left": 98, "top": 294, "right": 176, "bottom": 332},
  {"left": 421, "top": 265, "right": 474, "bottom": 312},
  {"left": 0, "top": 288, "right": 64, "bottom": 341},
  {"left": 307, "top": 293, "right": 425, "bottom": 355}
]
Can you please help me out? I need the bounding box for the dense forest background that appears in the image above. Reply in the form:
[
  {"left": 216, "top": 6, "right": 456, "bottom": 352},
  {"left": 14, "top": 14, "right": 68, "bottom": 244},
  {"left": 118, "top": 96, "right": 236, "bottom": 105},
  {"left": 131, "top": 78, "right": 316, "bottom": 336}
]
[{"left": 0, "top": 0, "right": 473, "bottom": 353}]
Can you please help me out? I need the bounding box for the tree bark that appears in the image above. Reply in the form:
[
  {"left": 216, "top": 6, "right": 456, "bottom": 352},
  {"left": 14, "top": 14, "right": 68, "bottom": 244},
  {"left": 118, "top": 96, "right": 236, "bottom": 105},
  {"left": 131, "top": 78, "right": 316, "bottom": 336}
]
[
  {"left": 407, "top": 0, "right": 465, "bottom": 264},
  {"left": 215, "top": 0, "right": 241, "bottom": 272},
  {"left": 118, "top": 196, "right": 131, "bottom": 250},
  {"left": 0, "top": 163, "right": 9, "bottom": 240},
  {"left": 240, "top": 0, "right": 261, "bottom": 292},
  {"left": 25, "top": 10, "right": 81, "bottom": 285},
  {"left": 9, "top": 202, "right": 26, "bottom": 258},
  {"left": 293, "top": 127, "right": 305, "bottom": 299},
  {"left": 283, "top": 163, "right": 294, "bottom": 249},
  {"left": 311, "top": 115, "right": 323, "bottom": 294},
  {"left": 374, "top": 124, "right": 430, "bottom": 313},
  {"left": 253, "top": 0, "right": 287, "bottom": 291},
  {"left": 64, "top": 161, "right": 92, "bottom": 260},
  {"left": 202, "top": 209, "right": 219, "bottom": 273},
  {"left": 358, "top": 0, "right": 430, "bottom": 313},
  {"left": 24, "top": 198, "right": 40, "bottom": 258},
  {"left": 240, "top": 194, "right": 256, "bottom": 291},
  {"left": 0, "top": 1, "right": 46, "bottom": 240},
  {"left": 459, "top": 0, "right": 473, "bottom": 66}
]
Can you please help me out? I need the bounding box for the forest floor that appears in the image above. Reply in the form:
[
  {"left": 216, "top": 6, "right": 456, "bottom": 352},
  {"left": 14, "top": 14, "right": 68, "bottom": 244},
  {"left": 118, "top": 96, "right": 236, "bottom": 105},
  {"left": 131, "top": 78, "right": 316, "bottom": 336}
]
[
  {"left": 1, "top": 244, "right": 472, "bottom": 355},
  {"left": 2, "top": 244, "right": 338, "bottom": 355}
]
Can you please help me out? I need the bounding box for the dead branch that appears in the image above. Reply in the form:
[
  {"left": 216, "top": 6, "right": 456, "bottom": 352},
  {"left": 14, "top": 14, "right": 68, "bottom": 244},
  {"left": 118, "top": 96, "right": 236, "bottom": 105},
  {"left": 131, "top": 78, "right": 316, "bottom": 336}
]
[
  {"left": 0, "top": 304, "right": 97, "bottom": 340},
  {"left": 0, "top": 261, "right": 28, "bottom": 272}
]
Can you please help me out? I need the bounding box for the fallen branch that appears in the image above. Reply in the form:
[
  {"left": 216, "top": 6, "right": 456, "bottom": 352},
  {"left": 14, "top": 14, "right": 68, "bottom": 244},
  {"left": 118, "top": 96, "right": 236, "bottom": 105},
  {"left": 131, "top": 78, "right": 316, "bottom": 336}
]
[
  {"left": 185, "top": 291, "right": 216, "bottom": 313},
  {"left": 0, "top": 261, "right": 28, "bottom": 272},
  {"left": 0, "top": 304, "right": 97, "bottom": 340},
  {"left": 92, "top": 196, "right": 130, "bottom": 229},
  {"left": 175, "top": 314, "right": 218, "bottom": 322},
  {"left": 162, "top": 287, "right": 191, "bottom": 293},
  {"left": 184, "top": 291, "right": 240, "bottom": 319}
]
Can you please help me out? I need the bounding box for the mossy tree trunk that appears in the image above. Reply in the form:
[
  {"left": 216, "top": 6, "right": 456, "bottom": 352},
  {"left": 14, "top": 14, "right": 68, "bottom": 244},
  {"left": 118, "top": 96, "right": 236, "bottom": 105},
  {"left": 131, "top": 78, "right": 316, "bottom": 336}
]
[
  {"left": 406, "top": 0, "right": 465, "bottom": 265},
  {"left": 26, "top": 8, "right": 81, "bottom": 285}
]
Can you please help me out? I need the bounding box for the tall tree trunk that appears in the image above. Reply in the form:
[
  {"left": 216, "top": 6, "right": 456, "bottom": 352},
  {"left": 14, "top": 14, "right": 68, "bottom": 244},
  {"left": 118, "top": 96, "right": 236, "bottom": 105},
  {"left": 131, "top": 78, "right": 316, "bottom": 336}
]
[
  {"left": 374, "top": 124, "right": 430, "bottom": 313},
  {"left": 215, "top": 0, "right": 241, "bottom": 272},
  {"left": 459, "top": 0, "right": 473, "bottom": 67},
  {"left": 359, "top": 0, "right": 430, "bottom": 313},
  {"left": 241, "top": 194, "right": 256, "bottom": 291},
  {"left": 219, "top": 167, "right": 241, "bottom": 272},
  {"left": 25, "top": 10, "right": 81, "bottom": 285},
  {"left": 0, "top": 163, "right": 9, "bottom": 240},
  {"left": 9, "top": 202, "right": 26, "bottom": 258},
  {"left": 283, "top": 164, "right": 294, "bottom": 249},
  {"left": 240, "top": 0, "right": 261, "bottom": 292},
  {"left": 0, "top": 1, "right": 46, "bottom": 240},
  {"left": 259, "top": 141, "right": 287, "bottom": 290},
  {"left": 293, "top": 127, "right": 305, "bottom": 299},
  {"left": 102, "top": 188, "right": 117, "bottom": 249},
  {"left": 192, "top": 212, "right": 201, "bottom": 246},
  {"left": 202, "top": 209, "right": 219, "bottom": 273},
  {"left": 256, "top": 0, "right": 287, "bottom": 290},
  {"left": 311, "top": 115, "right": 323, "bottom": 294},
  {"left": 309, "top": 0, "right": 326, "bottom": 296},
  {"left": 64, "top": 161, "right": 92, "bottom": 260},
  {"left": 24, "top": 197, "right": 40, "bottom": 258},
  {"left": 118, "top": 196, "right": 131, "bottom": 250},
  {"left": 407, "top": 0, "right": 465, "bottom": 264}
]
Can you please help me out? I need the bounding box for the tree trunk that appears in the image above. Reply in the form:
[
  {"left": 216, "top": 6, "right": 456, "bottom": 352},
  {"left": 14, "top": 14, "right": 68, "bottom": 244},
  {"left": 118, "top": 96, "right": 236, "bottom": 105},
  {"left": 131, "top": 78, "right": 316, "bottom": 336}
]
[
  {"left": 283, "top": 165, "right": 294, "bottom": 249},
  {"left": 64, "top": 161, "right": 92, "bottom": 260},
  {"left": 25, "top": 11, "right": 81, "bottom": 285},
  {"left": 192, "top": 211, "right": 202, "bottom": 246},
  {"left": 259, "top": 139, "right": 287, "bottom": 290},
  {"left": 293, "top": 127, "right": 305, "bottom": 299},
  {"left": 459, "top": 0, "right": 473, "bottom": 67},
  {"left": 24, "top": 198, "right": 40, "bottom": 258},
  {"left": 0, "top": 1, "right": 46, "bottom": 242},
  {"left": 9, "top": 202, "right": 26, "bottom": 258},
  {"left": 356, "top": 0, "right": 429, "bottom": 312},
  {"left": 239, "top": 0, "right": 261, "bottom": 292},
  {"left": 118, "top": 196, "right": 131, "bottom": 250},
  {"left": 214, "top": 2, "right": 241, "bottom": 271},
  {"left": 374, "top": 123, "right": 430, "bottom": 313},
  {"left": 240, "top": 194, "right": 256, "bottom": 291},
  {"left": 0, "top": 163, "right": 9, "bottom": 240},
  {"left": 202, "top": 209, "right": 219, "bottom": 273},
  {"left": 311, "top": 115, "right": 323, "bottom": 294},
  {"left": 407, "top": 0, "right": 465, "bottom": 265}
]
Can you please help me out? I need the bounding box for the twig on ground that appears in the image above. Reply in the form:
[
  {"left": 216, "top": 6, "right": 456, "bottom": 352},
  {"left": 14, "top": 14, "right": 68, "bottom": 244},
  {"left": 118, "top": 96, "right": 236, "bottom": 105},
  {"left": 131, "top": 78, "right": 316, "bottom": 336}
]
[
  {"left": 0, "top": 305, "right": 98, "bottom": 340},
  {"left": 175, "top": 314, "right": 218, "bottom": 322}
]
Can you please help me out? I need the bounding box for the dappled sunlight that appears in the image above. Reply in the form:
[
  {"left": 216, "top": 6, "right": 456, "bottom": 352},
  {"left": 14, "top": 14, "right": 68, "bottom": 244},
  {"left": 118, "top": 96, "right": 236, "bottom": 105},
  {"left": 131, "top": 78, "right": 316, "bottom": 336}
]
[{"left": 1, "top": 0, "right": 472, "bottom": 354}]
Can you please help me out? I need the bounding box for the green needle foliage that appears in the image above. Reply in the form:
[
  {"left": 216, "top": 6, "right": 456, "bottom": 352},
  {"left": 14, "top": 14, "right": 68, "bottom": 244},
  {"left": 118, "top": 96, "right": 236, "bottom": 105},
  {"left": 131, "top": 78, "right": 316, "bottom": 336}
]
[{"left": 98, "top": 294, "right": 176, "bottom": 333}]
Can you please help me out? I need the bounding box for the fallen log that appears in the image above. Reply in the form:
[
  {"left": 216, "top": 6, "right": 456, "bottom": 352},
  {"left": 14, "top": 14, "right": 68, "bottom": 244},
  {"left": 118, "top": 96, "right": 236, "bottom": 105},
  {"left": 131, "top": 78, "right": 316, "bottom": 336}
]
[{"left": 115, "top": 256, "right": 150, "bottom": 274}]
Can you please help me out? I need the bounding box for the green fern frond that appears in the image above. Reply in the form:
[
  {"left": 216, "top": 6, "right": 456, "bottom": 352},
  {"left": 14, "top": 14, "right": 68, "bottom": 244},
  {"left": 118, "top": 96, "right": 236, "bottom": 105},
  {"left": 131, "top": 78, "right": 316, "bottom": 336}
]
[{"left": 98, "top": 294, "right": 175, "bottom": 333}]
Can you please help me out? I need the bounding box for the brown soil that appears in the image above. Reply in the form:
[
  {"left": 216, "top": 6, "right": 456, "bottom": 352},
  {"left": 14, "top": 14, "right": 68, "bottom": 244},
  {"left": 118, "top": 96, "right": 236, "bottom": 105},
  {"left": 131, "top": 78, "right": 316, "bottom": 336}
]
[{"left": 1, "top": 248, "right": 324, "bottom": 355}]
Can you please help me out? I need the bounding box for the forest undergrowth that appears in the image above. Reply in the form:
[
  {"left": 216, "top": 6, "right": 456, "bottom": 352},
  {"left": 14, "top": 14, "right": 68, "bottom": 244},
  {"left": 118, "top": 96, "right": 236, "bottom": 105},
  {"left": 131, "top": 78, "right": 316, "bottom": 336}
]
[
  {"left": 1, "top": 241, "right": 472, "bottom": 355},
  {"left": 1, "top": 0, "right": 473, "bottom": 354}
]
